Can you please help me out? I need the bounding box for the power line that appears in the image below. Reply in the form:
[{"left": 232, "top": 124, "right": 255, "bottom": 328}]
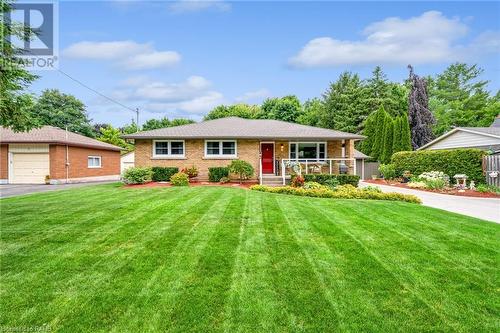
[{"left": 56, "top": 69, "right": 136, "bottom": 113}]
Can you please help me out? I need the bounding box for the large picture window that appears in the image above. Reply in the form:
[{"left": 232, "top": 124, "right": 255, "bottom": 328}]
[
  {"left": 205, "top": 140, "right": 237, "bottom": 158},
  {"left": 289, "top": 142, "right": 326, "bottom": 160},
  {"left": 153, "top": 140, "right": 185, "bottom": 158}
]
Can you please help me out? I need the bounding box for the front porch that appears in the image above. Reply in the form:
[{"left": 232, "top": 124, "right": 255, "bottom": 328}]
[{"left": 258, "top": 140, "right": 357, "bottom": 186}]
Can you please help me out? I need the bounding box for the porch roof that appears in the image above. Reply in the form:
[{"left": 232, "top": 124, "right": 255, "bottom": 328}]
[{"left": 123, "top": 117, "right": 364, "bottom": 140}]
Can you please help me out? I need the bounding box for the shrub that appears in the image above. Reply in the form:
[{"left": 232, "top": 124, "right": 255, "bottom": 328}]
[
  {"left": 392, "top": 149, "right": 486, "bottom": 184},
  {"left": 291, "top": 175, "right": 304, "bottom": 187},
  {"left": 418, "top": 171, "right": 449, "bottom": 190},
  {"left": 324, "top": 177, "right": 339, "bottom": 190},
  {"left": 151, "top": 167, "right": 179, "bottom": 182},
  {"left": 303, "top": 181, "right": 325, "bottom": 190},
  {"left": 170, "top": 172, "right": 189, "bottom": 186},
  {"left": 123, "top": 167, "right": 153, "bottom": 185},
  {"left": 378, "top": 164, "right": 396, "bottom": 180},
  {"left": 407, "top": 181, "right": 427, "bottom": 189},
  {"left": 181, "top": 165, "right": 199, "bottom": 179},
  {"left": 249, "top": 185, "right": 421, "bottom": 204},
  {"left": 302, "top": 174, "right": 360, "bottom": 187},
  {"left": 228, "top": 160, "right": 254, "bottom": 183},
  {"left": 219, "top": 176, "right": 230, "bottom": 184},
  {"left": 362, "top": 185, "right": 382, "bottom": 193},
  {"left": 208, "top": 167, "right": 229, "bottom": 182},
  {"left": 476, "top": 184, "right": 500, "bottom": 194}
]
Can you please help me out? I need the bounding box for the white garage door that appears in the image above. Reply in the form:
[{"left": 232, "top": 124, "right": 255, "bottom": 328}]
[{"left": 11, "top": 153, "right": 50, "bottom": 184}]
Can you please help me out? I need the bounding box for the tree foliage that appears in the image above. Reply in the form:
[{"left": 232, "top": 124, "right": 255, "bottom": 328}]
[
  {"left": 320, "top": 72, "right": 369, "bottom": 133},
  {"left": 0, "top": 1, "right": 39, "bottom": 131},
  {"left": 142, "top": 117, "right": 194, "bottom": 131},
  {"left": 428, "top": 63, "right": 499, "bottom": 136},
  {"left": 204, "top": 104, "right": 261, "bottom": 121},
  {"left": 97, "top": 125, "right": 132, "bottom": 151},
  {"left": 261, "top": 96, "right": 302, "bottom": 122},
  {"left": 297, "top": 98, "right": 324, "bottom": 127},
  {"left": 408, "top": 65, "right": 435, "bottom": 149},
  {"left": 228, "top": 160, "right": 254, "bottom": 184},
  {"left": 31, "top": 89, "right": 95, "bottom": 137},
  {"left": 380, "top": 117, "right": 394, "bottom": 164}
]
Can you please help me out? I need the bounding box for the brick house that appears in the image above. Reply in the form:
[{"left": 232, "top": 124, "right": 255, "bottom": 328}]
[
  {"left": 1, "top": 126, "right": 122, "bottom": 184},
  {"left": 123, "top": 117, "right": 365, "bottom": 185}
]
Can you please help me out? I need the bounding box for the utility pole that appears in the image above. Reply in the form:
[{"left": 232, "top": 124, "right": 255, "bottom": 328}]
[{"left": 135, "top": 108, "right": 140, "bottom": 132}]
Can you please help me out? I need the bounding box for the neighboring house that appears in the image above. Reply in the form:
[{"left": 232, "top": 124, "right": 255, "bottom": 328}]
[
  {"left": 418, "top": 123, "right": 500, "bottom": 154},
  {"left": 0, "top": 126, "right": 122, "bottom": 184},
  {"left": 123, "top": 117, "right": 364, "bottom": 185},
  {"left": 120, "top": 151, "right": 135, "bottom": 173}
]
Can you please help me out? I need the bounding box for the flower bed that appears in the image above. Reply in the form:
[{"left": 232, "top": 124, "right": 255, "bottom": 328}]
[
  {"left": 250, "top": 184, "right": 421, "bottom": 204},
  {"left": 365, "top": 179, "right": 500, "bottom": 198}
]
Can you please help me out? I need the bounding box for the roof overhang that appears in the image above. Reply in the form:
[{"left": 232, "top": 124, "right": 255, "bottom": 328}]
[
  {"left": 418, "top": 127, "right": 500, "bottom": 150},
  {"left": 1, "top": 140, "right": 123, "bottom": 151}
]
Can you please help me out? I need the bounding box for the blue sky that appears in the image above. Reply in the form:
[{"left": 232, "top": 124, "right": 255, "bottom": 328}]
[{"left": 30, "top": 1, "right": 500, "bottom": 126}]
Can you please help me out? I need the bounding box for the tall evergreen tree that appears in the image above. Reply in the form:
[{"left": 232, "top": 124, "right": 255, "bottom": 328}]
[
  {"left": 359, "top": 112, "right": 377, "bottom": 156},
  {"left": 400, "top": 115, "right": 413, "bottom": 151},
  {"left": 321, "top": 72, "right": 369, "bottom": 133},
  {"left": 370, "top": 107, "right": 389, "bottom": 160},
  {"left": 392, "top": 116, "right": 402, "bottom": 154},
  {"left": 408, "top": 65, "right": 435, "bottom": 149},
  {"left": 381, "top": 117, "right": 394, "bottom": 164}
]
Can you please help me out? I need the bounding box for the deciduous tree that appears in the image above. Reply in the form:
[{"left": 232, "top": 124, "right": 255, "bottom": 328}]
[{"left": 408, "top": 65, "right": 435, "bottom": 149}]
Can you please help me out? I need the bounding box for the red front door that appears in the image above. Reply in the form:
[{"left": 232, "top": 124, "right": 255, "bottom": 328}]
[{"left": 261, "top": 143, "right": 274, "bottom": 174}]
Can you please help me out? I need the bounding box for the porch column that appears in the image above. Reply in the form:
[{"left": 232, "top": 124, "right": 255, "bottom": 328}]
[{"left": 345, "top": 139, "right": 355, "bottom": 175}]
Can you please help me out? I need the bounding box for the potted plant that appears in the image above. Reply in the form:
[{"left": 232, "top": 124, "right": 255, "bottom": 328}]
[{"left": 44, "top": 175, "right": 51, "bottom": 185}]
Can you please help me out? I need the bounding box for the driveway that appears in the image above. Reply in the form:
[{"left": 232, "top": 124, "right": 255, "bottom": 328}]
[
  {"left": 0, "top": 181, "right": 117, "bottom": 199},
  {"left": 360, "top": 181, "right": 500, "bottom": 223}
]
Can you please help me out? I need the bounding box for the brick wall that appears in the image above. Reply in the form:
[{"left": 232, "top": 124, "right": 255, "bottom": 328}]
[
  {"left": 50, "top": 145, "right": 120, "bottom": 180},
  {"left": 0, "top": 144, "right": 8, "bottom": 179},
  {"left": 134, "top": 139, "right": 349, "bottom": 180},
  {"left": 135, "top": 139, "right": 260, "bottom": 181}
]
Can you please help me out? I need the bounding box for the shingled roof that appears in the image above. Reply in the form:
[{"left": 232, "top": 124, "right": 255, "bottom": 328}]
[
  {"left": 123, "top": 117, "right": 364, "bottom": 140},
  {"left": 1, "top": 126, "right": 122, "bottom": 151}
]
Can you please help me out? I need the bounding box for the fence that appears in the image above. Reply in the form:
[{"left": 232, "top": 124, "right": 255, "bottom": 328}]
[{"left": 484, "top": 155, "right": 500, "bottom": 186}]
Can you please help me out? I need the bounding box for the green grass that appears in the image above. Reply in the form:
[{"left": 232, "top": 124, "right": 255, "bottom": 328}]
[{"left": 1, "top": 184, "right": 499, "bottom": 332}]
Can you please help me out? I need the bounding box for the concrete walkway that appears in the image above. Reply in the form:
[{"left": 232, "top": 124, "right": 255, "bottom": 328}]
[
  {"left": 0, "top": 181, "right": 116, "bottom": 199},
  {"left": 360, "top": 181, "right": 500, "bottom": 223}
]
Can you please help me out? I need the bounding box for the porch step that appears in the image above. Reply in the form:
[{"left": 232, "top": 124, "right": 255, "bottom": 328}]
[{"left": 261, "top": 175, "right": 289, "bottom": 186}]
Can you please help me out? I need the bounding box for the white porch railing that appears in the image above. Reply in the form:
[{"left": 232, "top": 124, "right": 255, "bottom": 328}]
[{"left": 281, "top": 158, "right": 356, "bottom": 185}]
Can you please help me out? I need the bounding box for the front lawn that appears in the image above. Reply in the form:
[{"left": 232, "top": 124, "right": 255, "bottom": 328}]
[{"left": 1, "top": 184, "right": 498, "bottom": 332}]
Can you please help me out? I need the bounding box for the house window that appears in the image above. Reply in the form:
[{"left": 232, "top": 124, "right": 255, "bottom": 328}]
[
  {"left": 289, "top": 142, "right": 327, "bottom": 160},
  {"left": 153, "top": 140, "right": 185, "bottom": 158},
  {"left": 205, "top": 140, "right": 237, "bottom": 158},
  {"left": 88, "top": 156, "right": 101, "bottom": 168}
]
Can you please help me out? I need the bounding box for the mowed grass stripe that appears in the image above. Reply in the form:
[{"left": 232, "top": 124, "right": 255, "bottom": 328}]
[
  {"left": 106, "top": 188, "right": 237, "bottom": 333},
  {"left": 279, "top": 196, "right": 440, "bottom": 332},
  {"left": 162, "top": 190, "right": 248, "bottom": 333},
  {"left": 1, "top": 187, "right": 215, "bottom": 328},
  {"left": 314, "top": 200, "right": 499, "bottom": 331},
  {"left": 45, "top": 187, "right": 223, "bottom": 332},
  {"left": 222, "top": 191, "right": 287, "bottom": 333},
  {"left": 262, "top": 195, "right": 340, "bottom": 331}
]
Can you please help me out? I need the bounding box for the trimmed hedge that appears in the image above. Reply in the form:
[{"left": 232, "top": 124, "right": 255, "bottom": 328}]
[
  {"left": 302, "top": 174, "right": 360, "bottom": 187},
  {"left": 152, "top": 167, "right": 179, "bottom": 182},
  {"left": 208, "top": 167, "right": 230, "bottom": 182},
  {"left": 250, "top": 185, "right": 421, "bottom": 204},
  {"left": 391, "top": 149, "right": 486, "bottom": 184}
]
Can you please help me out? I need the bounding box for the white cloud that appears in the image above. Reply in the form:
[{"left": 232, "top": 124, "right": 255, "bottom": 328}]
[
  {"left": 122, "top": 51, "right": 181, "bottom": 70},
  {"left": 63, "top": 40, "right": 181, "bottom": 70},
  {"left": 111, "top": 75, "right": 225, "bottom": 115},
  {"left": 169, "top": 0, "right": 231, "bottom": 13},
  {"left": 235, "top": 89, "right": 270, "bottom": 103},
  {"left": 289, "top": 11, "right": 497, "bottom": 67}
]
